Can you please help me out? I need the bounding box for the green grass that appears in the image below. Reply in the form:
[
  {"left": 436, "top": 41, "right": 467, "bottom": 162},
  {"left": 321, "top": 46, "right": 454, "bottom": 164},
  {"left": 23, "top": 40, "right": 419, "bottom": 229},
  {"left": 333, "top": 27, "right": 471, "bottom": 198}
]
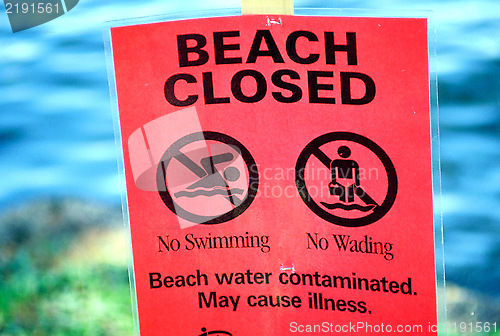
[{"left": 0, "top": 224, "right": 134, "bottom": 336}]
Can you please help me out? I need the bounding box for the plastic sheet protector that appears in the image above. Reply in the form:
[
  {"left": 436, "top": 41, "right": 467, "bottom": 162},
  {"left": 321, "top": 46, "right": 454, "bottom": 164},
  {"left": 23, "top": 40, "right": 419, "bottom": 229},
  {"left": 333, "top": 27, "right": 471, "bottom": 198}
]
[{"left": 105, "top": 12, "right": 443, "bottom": 336}]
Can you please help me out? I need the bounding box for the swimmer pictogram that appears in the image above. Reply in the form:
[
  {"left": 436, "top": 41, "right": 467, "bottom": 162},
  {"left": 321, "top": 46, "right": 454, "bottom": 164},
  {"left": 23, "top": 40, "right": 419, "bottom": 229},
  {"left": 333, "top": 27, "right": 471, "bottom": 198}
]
[
  {"left": 295, "top": 132, "right": 397, "bottom": 227},
  {"left": 173, "top": 152, "right": 244, "bottom": 206},
  {"left": 157, "top": 131, "right": 259, "bottom": 224}
]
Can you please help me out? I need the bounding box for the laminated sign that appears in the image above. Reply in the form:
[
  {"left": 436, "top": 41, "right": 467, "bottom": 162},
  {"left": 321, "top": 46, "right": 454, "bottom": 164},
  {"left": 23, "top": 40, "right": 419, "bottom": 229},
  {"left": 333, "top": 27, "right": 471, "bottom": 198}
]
[{"left": 109, "top": 14, "right": 438, "bottom": 335}]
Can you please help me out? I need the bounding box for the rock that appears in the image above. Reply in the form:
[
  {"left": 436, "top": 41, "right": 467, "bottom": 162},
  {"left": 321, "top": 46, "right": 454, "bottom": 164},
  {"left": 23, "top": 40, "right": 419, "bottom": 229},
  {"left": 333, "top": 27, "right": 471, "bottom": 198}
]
[
  {"left": 0, "top": 198, "right": 123, "bottom": 246},
  {"left": 446, "top": 283, "right": 500, "bottom": 325}
]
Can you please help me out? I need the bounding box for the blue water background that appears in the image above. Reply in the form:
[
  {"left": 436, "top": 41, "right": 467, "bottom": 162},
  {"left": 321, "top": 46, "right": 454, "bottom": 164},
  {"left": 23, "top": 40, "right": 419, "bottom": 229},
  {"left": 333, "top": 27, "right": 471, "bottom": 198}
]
[{"left": 0, "top": 0, "right": 499, "bottom": 296}]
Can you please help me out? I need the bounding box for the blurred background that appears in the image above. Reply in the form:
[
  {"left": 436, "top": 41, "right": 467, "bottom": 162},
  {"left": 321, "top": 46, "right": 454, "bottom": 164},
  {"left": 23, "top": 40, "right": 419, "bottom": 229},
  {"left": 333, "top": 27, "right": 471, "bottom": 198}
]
[{"left": 0, "top": 0, "right": 499, "bottom": 334}]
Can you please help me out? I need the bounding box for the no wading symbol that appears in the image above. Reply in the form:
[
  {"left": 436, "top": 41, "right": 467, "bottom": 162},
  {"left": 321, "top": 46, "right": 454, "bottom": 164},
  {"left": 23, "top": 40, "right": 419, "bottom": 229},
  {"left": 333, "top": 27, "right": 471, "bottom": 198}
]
[
  {"left": 157, "top": 131, "right": 259, "bottom": 224},
  {"left": 295, "top": 132, "right": 397, "bottom": 227}
]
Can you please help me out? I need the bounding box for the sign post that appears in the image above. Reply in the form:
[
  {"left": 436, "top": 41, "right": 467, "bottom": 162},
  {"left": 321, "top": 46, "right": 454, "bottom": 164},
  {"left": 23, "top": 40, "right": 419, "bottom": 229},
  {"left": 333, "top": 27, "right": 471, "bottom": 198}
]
[
  {"left": 106, "top": 7, "right": 442, "bottom": 336},
  {"left": 241, "top": 0, "right": 294, "bottom": 15}
]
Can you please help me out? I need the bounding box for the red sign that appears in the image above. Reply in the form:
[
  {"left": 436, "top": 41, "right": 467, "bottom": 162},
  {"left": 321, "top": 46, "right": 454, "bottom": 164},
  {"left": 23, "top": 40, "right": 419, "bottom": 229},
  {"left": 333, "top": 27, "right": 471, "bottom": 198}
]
[{"left": 110, "top": 14, "right": 437, "bottom": 335}]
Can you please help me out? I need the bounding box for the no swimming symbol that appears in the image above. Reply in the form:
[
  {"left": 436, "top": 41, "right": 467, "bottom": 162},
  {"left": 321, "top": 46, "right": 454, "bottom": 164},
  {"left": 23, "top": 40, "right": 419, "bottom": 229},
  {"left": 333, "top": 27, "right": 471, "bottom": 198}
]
[
  {"left": 295, "top": 132, "right": 397, "bottom": 227},
  {"left": 157, "top": 131, "right": 259, "bottom": 225}
]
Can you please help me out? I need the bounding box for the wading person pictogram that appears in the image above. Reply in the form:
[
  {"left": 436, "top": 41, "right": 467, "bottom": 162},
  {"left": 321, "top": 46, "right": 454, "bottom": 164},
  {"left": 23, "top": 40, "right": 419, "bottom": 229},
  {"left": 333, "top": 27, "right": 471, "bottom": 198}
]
[{"left": 329, "top": 145, "right": 359, "bottom": 203}]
